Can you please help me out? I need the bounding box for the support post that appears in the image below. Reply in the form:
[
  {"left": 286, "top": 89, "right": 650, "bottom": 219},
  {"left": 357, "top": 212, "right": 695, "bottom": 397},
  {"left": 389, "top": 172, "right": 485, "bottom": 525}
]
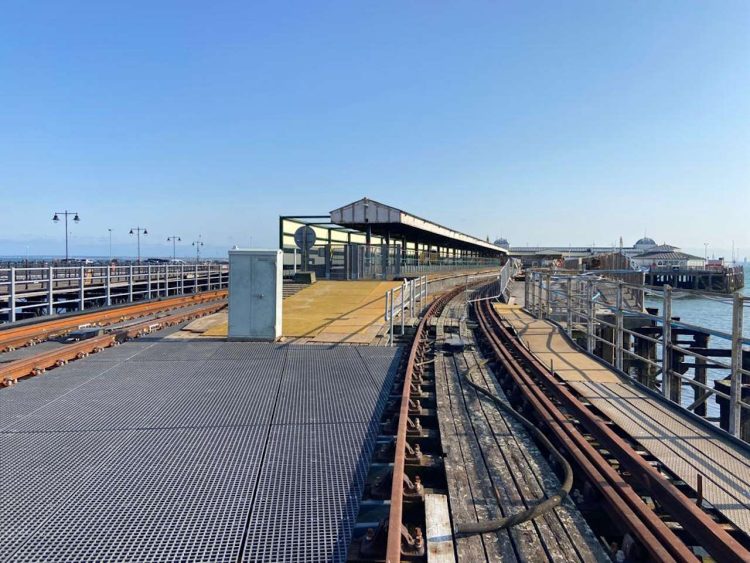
[
  {"left": 195, "top": 263, "right": 199, "bottom": 292},
  {"left": 128, "top": 265, "right": 134, "bottom": 302},
  {"left": 147, "top": 265, "right": 152, "bottom": 299},
  {"left": 48, "top": 266, "right": 54, "bottom": 316},
  {"left": 79, "top": 265, "right": 85, "bottom": 311},
  {"left": 536, "top": 273, "right": 543, "bottom": 318},
  {"left": 180, "top": 264, "right": 185, "bottom": 295},
  {"left": 401, "top": 282, "right": 406, "bottom": 335},
  {"left": 9, "top": 267, "right": 16, "bottom": 323},
  {"left": 410, "top": 279, "right": 415, "bottom": 318},
  {"left": 389, "top": 289, "right": 395, "bottom": 346},
  {"left": 207, "top": 263, "right": 212, "bottom": 291},
  {"left": 662, "top": 285, "right": 673, "bottom": 400},
  {"left": 587, "top": 279, "right": 594, "bottom": 353},
  {"left": 524, "top": 272, "right": 530, "bottom": 312},
  {"left": 729, "top": 294, "right": 744, "bottom": 437},
  {"left": 544, "top": 273, "right": 551, "bottom": 318},
  {"left": 106, "top": 265, "right": 111, "bottom": 306},
  {"left": 615, "top": 282, "right": 623, "bottom": 371},
  {"left": 566, "top": 277, "right": 573, "bottom": 336}
]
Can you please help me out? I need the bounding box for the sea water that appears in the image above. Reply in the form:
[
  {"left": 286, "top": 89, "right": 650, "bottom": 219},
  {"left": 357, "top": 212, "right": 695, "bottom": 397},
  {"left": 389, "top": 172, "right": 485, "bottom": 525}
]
[{"left": 645, "top": 264, "right": 749, "bottom": 418}]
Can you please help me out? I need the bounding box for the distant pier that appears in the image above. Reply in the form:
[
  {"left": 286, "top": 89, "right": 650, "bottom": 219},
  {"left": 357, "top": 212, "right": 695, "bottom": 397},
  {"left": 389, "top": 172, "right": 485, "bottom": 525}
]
[{"left": 645, "top": 264, "right": 745, "bottom": 293}]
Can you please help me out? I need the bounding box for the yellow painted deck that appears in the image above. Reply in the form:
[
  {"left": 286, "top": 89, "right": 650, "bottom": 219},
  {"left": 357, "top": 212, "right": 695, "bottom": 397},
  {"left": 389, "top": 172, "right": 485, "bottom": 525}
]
[
  {"left": 492, "top": 301, "right": 750, "bottom": 538},
  {"left": 200, "top": 281, "right": 400, "bottom": 343},
  {"left": 283, "top": 280, "right": 400, "bottom": 342}
]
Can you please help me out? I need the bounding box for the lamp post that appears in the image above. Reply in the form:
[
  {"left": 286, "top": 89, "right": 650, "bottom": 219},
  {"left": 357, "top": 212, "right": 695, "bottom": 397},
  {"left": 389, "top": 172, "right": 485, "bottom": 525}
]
[
  {"left": 704, "top": 242, "right": 709, "bottom": 261},
  {"left": 167, "top": 235, "right": 181, "bottom": 260},
  {"left": 129, "top": 227, "right": 148, "bottom": 263},
  {"left": 192, "top": 236, "right": 204, "bottom": 263},
  {"left": 108, "top": 228, "right": 113, "bottom": 263},
  {"left": 52, "top": 210, "right": 80, "bottom": 262}
]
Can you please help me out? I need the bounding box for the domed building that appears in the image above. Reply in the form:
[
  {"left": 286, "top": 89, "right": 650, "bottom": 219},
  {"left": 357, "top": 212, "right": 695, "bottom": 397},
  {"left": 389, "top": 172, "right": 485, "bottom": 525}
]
[
  {"left": 494, "top": 237, "right": 510, "bottom": 250},
  {"left": 633, "top": 237, "right": 657, "bottom": 251}
]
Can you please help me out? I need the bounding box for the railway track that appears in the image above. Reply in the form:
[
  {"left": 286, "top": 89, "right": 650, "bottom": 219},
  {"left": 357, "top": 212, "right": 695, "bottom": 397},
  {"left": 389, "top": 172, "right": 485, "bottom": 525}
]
[
  {"left": 472, "top": 286, "right": 750, "bottom": 562},
  {"left": 0, "top": 295, "right": 226, "bottom": 386},
  {"left": 0, "top": 289, "right": 227, "bottom": 353},
  {"left": 362, "top": 279, "right": 750, "bottom": 562}
]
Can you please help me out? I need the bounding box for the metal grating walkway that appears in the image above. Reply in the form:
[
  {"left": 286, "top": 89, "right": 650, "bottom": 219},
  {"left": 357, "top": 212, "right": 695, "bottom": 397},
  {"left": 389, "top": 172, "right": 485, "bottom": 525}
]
[{"left": 0, "top": 338, "right": 401, "bottom": 562}]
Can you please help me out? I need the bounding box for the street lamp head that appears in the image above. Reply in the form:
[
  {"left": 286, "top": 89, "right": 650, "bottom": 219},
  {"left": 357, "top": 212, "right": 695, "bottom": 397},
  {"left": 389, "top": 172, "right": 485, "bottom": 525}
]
[
  {"left": 52, "top": 213, "right": 59, "bottom": 222},
  {"left": 177, "top": 237, "right": 181, "bottom": 242},
  {"left": 143, "top": 229, "right": 148, "bottom": 235},
  {"left": 129, "top": 229, "right": 134, "bottom": 235},
  {"left": 73, "top": 214, "right": 80, "bottom": 223}
]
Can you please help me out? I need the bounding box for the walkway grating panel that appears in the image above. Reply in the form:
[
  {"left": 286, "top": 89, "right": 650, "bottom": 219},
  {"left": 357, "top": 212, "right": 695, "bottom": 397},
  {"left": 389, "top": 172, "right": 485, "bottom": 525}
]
[
  {"left": 243, "top": 422, "right": 377, "bottom": 563},
  {"left": 0, "top": 339, "right": 402, "bottom": 562},
  {"left": 8, "top": 426, "right": 267, "bottom": 563}
]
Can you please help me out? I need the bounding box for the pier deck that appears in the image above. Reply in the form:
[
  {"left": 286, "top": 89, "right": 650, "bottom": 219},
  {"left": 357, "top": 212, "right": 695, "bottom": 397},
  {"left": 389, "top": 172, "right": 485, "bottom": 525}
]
[
  {"left": 434, "top": 296, "right": 606, "bottom": 562},
  {"left": 494, "top": 302, "right": 750, "bottom": 538},
  {"left": 195, "top": 280, "right": 401, "bottom": 343},
  {"left": 0, "top": 334, "right": 401, "bottom": 562}
]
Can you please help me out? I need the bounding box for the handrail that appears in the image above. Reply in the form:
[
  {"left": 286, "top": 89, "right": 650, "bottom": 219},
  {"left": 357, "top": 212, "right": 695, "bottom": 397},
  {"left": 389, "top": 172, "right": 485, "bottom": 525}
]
[
  {"left": 0, "top": 264, "right": 230, "bottom": 323},
  {"left": 525, "top": 269, "right": 749, "bottom": 439}
]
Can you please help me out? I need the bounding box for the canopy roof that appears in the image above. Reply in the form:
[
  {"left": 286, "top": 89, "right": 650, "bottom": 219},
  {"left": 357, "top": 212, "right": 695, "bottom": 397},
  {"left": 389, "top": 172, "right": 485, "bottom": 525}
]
[{"left": 330, "top": 197, "right": 507, "bottom": 255}]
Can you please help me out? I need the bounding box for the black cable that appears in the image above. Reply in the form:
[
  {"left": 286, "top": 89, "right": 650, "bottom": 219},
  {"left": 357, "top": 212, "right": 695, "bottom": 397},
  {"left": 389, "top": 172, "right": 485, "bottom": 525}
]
[{"left": 453, "top": 364, "right": 574, "bottom": 536}]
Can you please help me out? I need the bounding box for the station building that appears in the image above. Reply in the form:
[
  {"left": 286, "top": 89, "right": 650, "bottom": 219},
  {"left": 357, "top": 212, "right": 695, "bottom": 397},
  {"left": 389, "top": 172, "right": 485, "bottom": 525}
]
[{"left": 279, "top": 197, "right": 508, "bottom": 279}]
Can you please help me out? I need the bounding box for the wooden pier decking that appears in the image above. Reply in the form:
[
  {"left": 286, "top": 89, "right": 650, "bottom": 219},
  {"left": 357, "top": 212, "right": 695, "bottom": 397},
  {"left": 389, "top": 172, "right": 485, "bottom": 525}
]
[
  {"left": 494, "top": 303, "right": 750, "bottom": 539},
  {"left": 433, "top": 297, "right": 606, "bottom": 562}
]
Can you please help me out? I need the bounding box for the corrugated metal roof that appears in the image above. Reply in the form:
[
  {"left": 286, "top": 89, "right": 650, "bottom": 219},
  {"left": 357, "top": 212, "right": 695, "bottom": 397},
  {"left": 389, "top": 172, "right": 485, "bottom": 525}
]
[
  {"left": 633, "top": 250, "right": 702, "bottom": 260},
  {"left": 330, "top": 197, "right": 507, "bottom": 254}
]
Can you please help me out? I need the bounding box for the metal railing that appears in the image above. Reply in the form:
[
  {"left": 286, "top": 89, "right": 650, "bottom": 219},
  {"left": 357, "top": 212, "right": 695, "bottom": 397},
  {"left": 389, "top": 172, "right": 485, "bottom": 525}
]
[
  {"left": 0, "top": 264, "right": 229, "bottom": 323},
  {"left": 382, "top": 260, "right": 521, "bottom": 345},
  {"left": 385, "top": 276, "right": 428, "bottom": 345},
  {"left": 525, "top": 270, "right": 750, "bottom": 439}
]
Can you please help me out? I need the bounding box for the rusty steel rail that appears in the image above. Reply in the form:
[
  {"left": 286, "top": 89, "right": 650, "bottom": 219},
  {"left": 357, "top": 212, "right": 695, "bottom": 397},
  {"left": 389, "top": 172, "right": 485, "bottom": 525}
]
[
  {"left": 0, "top": 289, "right": 227, "bottom": 352},
  {"left": 1, "top": 301, "right": 225, "bottom": 386},
  {"left": 385, "top": 284, "right": 466, "bottom": 563},
  {"left": 475, "top": 293, "right": 750, "bottom": 562}
]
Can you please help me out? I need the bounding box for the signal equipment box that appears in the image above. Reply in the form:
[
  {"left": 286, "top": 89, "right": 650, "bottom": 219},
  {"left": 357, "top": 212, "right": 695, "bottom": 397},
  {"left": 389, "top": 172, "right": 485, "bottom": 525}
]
[{"left": 228, "top": 249, "right": 282, "bottom": 341}]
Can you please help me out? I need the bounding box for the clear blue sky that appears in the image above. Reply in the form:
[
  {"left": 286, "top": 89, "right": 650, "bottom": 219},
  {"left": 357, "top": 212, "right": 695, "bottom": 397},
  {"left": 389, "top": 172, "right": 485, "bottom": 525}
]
[{"left": 1, "top": 1, "right": 748, "bottom": 259}]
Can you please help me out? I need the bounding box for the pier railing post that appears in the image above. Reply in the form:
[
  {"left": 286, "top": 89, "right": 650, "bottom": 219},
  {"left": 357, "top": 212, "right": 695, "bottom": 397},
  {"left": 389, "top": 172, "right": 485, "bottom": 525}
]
[
  {"left": 536, "top": 272, "right": 543, "bottom": 318},
  {"left": 566, "top": 277, "right": 573, "bottom": 336},
  {"left": 401, "top": 281, "right": 406, "bottom": 335},
  {"left": 729, "top": 293, "right": 744, "bottom": 437},
  {"left": 615, "top": 282, "right": 623, "bottom": 372},
  {"left": 147, "top": 265, "right": 152, "bottom": 300},
  {"left": 410, "top": 279, "right": 415, "bottom": 318},
  {"left": 662, "top": 285, "right": 673, "bottom": 400},
  {"left": 79, "top": 265, "right": 85, "bottom": 311},
  {"left": 524, "top": 271, "right": 530, "bottom": 310},
  {"left": 106, "top": 265, "right": 111, "bottom": 306},
  {"left": 207, "top": 263, "right": 212, "bottom": 291},
  {"left": 48, "top": 266, "right": 54, "bottom": 316},
  {"left": 9, "top": 267, "right": 16, "bottom": 323},
  {"left": 544, "top": 273, "right": 551, "bottom": 319},
  {"left": 389, "top": 289, "right": 395, "bottom": 346},
  {"left": 180, "top": 264, "right": 184, "bottom": 295},
  {"left": 128, "top": 265, "right": 134, "bottom": 302},
  {"left": 586, "top": 278, "right": 594, "bottom": 353}
]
